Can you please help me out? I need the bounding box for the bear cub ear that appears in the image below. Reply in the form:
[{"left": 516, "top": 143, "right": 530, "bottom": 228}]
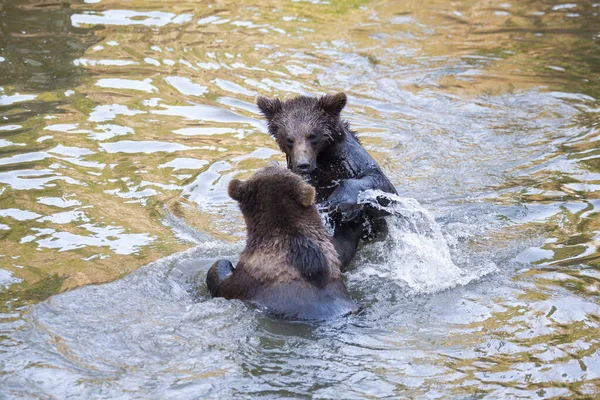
[
  {"left": 319, "top": 92, "right": 347, "bottom": 115},
  {"left": 299, "top": 184, "right": 316, "bottom": 207},
  {"left": 228, "top": 179, "right": 246, "bottom": 201},
  {"left": 256, "top": 96, "right": 282, "bottom": 120}
]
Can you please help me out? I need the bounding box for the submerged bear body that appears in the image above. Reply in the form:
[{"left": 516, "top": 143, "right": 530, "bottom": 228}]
[
  {"left": 206, "top": 165, "right": 357, "bottom": 320},
  {"left": 257, "top": 93, "right": 398, "bottom": 268}
]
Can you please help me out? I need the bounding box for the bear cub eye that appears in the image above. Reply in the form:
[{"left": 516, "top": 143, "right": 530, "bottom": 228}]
[
  {"left": 307, "top": 133, "right": 317, "bottom": 142},
  {"left": 286, "top": 137, "right": 294, "bottom": 147}
]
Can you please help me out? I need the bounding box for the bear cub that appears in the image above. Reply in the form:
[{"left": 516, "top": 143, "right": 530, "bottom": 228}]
[
  {"left": 206, "top": 164, "right": 357, "bottom": 320},
  {"left": 256, "top": 92, "right": 398, "bottom": 269}
]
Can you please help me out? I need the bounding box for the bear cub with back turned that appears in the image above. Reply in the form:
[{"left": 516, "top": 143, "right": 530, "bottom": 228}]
[
  {"left": 257, "top": 92, "right": 398, "bottom": 269},
  {"left": 206, "top": 164, "right": 357, "bottom": 320}
]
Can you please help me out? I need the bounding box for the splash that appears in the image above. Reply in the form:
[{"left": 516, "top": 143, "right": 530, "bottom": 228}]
[{"left": 350, "top": 190, "right": 496, "bottom": 294}]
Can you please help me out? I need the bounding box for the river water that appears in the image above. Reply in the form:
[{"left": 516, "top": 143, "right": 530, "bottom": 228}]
[{"left": 0, "top": 0, "right": 599, "bottom": 398}]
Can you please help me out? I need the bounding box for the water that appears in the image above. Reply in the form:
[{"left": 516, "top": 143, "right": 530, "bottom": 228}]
[
  {"left": 355, "top": 190, "right": 497, "bottom": 294},
  {"left": 0, "top": 0, "right": 599, "bottom": 397}
]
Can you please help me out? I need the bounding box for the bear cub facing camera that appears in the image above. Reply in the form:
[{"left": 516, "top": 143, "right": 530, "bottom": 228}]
[
  {"left": 206, "top": 165, "right": 357, "bottom": 320},
  {"left": 256, "top": 92, "right": 398, "bottom": 270}
]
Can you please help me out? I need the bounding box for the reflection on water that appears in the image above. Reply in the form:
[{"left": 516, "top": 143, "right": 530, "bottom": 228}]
[{"left": 0, "top": 0, "right": 599, "bottom": 397}]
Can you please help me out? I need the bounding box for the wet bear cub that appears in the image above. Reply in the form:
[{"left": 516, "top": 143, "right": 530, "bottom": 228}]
[
  {"left": 206, "top": 165, "right": 357, "bottom": 320},
  {"left": 257, "top": 92, "right": 398, "bottom": 269}
]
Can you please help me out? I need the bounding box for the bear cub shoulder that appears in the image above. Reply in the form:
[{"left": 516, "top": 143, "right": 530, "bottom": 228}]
[{"left": 206, "top": 164, "right": 357, "bottom": 320}]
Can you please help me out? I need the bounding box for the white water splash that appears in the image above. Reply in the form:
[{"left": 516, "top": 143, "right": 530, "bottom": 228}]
[{"left": 352, "top": 190, "right": 496, "bottom": 294}]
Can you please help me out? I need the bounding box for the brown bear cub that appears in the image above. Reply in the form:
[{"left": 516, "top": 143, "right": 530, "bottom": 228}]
[
  {"left": 206, "top": 164, "right": 357, "bottom": 320},
  {"left": 256, "top": 92, "right": 398, "bottom": 269}
]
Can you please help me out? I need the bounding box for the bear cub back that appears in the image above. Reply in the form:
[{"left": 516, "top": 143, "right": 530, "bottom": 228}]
[{"left": 207, "top": 164, "right": 357, "bottom": 320}]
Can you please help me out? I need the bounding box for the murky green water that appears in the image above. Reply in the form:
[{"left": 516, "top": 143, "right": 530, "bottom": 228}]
[{"left": 0, "top": 0, "right": 599, "bottom": 398}]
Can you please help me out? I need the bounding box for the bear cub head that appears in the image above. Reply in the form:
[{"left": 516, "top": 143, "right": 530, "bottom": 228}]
[{"left": 256, "top": 93, "right": 348, "bottom": 175}]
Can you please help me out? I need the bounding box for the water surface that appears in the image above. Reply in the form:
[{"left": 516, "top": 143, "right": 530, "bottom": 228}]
[{"left": 0, "top": 0, "right": 599, "bottom": 398}]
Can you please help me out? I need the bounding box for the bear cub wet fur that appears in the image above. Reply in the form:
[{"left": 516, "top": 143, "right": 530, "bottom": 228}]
[
  {"left": 206, "top": 165, "right": 357, "bottom": 320},
  {"left": 257, "top": 92, "right": 398, "bottom": 269}
]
